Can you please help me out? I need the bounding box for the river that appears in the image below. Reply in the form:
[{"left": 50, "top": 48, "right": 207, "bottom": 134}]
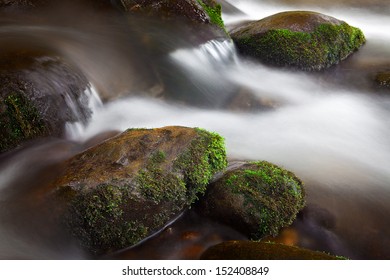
[{"left": 0, "top": 0, "right": 389, "bottom": 259}]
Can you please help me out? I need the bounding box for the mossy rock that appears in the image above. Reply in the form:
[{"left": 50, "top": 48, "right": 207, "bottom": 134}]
[
  {"left": 230, "top": 11, "right": 366, "bottom": 70},
  {"left": 200, "top": 240, "right": 343, "bottom": 260},
  {"left": 196, "top": 161, "right": 305, "bottom": 239},
  {"left": 50, "top": 126, "right": 227, "bottom": 255},
  {"left": 118, "top": 0, "right": 225, "bottom": 32},
  {"left": 0, "top": 48, "right": 91, "bottom": 153},
  {"left": 374, "top": 71, "right": 390, "bottom": 89}
]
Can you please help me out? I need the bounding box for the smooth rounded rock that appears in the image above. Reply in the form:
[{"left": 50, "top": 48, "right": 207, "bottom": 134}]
[{"left": 230, "top": 11, "right": 366, "bottom": 70}]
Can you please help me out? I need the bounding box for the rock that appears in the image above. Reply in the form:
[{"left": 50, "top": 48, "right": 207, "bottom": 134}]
[
  {"left": 230, "top": 11, "right": 366, "bottom": 70},
  {"left": 118, "top": 0, "right": 226, "bottom": 32},
  {"left": 374, "top": 71, "right": 390, "bottom": 89},
  {"left": 0, "top": 48, "right": 92, "bottom": 153},
  {"left": 49, "top": 126, "right": 227, "bottom": 255},
  {"left": 196, "top": 161, "right": 305, "bottom": 239},
  {"left": 222, "top": 88, "right": 280, "bottom": 112},
  {"left": 200, "top": 240, "right": 344, "bottom": 260}
]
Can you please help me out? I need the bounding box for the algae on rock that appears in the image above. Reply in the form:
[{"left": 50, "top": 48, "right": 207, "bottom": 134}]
[
  {"left": 197, "top": 161, "right": 305, "bottom": 240},
  {"left": 0, "top": 49, "right": 92, "bottom": 153},
  {"left": 0, "top": 91, "right": 46, "bottom": 152},
  {"left": 51, "top": 126, "right": 227, "bottom": 255}
]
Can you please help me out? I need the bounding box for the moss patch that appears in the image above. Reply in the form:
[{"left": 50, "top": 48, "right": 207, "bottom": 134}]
[
  {"left": 197, "top": 161, "right": 305, "bottom": 240},
  {"left": 232, "top": 21, "right": 365, "bottom": 70},
  {"left": 136, "top": 150, "right": 187, "bottom": 204},
  {"left": 197, "top": 0, "right": 226, "bottom": 32},
  {"left": 0, "top": 92, "right": 46, "bottom": 152},
  {"left": 66, "top": 184, "right": 148, "bottom": 255},
  {"left": 226, "top": 161, "right": 305, "bottom": 238},
  {"left": 174, "top": 128, "right": 227, "bottom": 202}
]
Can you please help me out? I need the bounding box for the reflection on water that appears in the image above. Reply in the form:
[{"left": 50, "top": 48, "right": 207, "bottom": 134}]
[{"left": 0, "top": 0, "right": 390, "bottom": 259}]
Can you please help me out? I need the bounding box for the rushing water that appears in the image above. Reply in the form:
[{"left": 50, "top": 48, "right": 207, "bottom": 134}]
[{"left": 1, "top": 0, "right": 390, "bottom": 259}]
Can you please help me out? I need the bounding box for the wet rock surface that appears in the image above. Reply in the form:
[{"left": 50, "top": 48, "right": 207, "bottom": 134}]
[
  {"left": 230, "top": 11, "right": 365, "bottom": 70},
  {"left": 47, "top": 126, "right": 227, "bottom": 255},
  {"left": 196, "top": 161, "right": 305, "bottom": 240},
  {"left": 200, "top": 240, "right": 343, "bottom": 260},
  {"left": 0, "top": 48, "right": 92, "bottom": 153}
]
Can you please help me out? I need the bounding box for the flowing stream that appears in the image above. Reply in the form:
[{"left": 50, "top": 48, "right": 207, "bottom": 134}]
[{"left": 0, "top": 0, "right": 389, "bottom": 259}]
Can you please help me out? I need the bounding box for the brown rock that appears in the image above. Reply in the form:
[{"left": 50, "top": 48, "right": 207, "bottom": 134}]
[{"left": 47, "top": 126, "right": 227, "bottom": 255}]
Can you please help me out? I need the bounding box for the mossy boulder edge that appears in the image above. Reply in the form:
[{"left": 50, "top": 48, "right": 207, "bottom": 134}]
[
  {"left": 196, "top": 161, "right": 305, "bottom": 240},
  {"left": 51, "top": 126, "right": 227, "bottom": 255},
  {"left": 230, "top": 11, "right": 366, "bottom": 70}
]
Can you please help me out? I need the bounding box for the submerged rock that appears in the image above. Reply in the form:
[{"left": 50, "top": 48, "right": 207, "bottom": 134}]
[
  {"left": 200, "top": 240, "right": 343, "bottom": 260},
  {"left": 50, "top": 126, "right": 227, "bottom": 255},
  {"left": 196, "top": 161, "right": 305, "bottom": 239},
  {"left": 230, "top": 11, "right": 366, "bottom": 70},
  {"left": 0, "top": 49, "right": 92, "bottom": 153},
  {"left": 374, "top": 71, "right": 390, "bottom": 89},
  {"left": 222, "top": 88, "right": 280, "bottom": 112}
]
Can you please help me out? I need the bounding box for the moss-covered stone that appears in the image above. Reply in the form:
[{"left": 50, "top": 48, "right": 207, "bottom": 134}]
[
  {"left": 197, "top": 0, "right": 225, "bottom": 32},
  {"left": 200, "top": 240, "right": 344, "bottom": 260},
  {"left": 230, "top": 11, "right": 366, "bottom": 70},
  {"left": 51, "top": 126, "right": 227, "bottom": 255},
  {"left": 196, "top": 161, "right": 305, "bottom": 239},
  {"left": 0, "top": 48, "right": 92, "bottom": 153}
]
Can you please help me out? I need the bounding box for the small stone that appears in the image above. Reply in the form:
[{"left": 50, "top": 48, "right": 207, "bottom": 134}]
[{"left": 375, "top": 71, "right": 390, "bottom": 89}]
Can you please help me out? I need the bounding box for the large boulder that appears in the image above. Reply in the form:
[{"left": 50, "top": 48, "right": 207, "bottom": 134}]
[
  {"left": 200, "top": 240, "right": 343, "bottom": 260},
  {"left": 196, "top": 161, "right": 305, "bottom": 239},
  {"left": 0, "top": 48, "right": 92, "bottom": 153},
  {"left": 48, "top": 126, "right": 227, "bottom": 255},
  {"left": 230, "top": 11, "right": 366, "bottom": 70}
]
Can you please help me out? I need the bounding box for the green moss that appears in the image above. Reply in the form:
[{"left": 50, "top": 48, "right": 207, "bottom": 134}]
[
  {"left": 197, "top": 0, "right": 226, "bottom": 32},
  {"left": 224, "top": 161, "right": 305, "bottom": 238},
  {"left": 136, "top": 149, "right": 187, "bottom": 205},
  {"left": 63, "top": 127, "right": 228, "bottom": 254},
  {"left": 174, "top": 128, "right": 227, "bottom": 202},
  {"left": 234, "top": 22, "right": 365, "bottom": 70},
  {"left": 0, "top": 92, "right": 45, "bottom": 152},
  {"left": 67, "top": 184, "right": 148, "bottom": 255}
]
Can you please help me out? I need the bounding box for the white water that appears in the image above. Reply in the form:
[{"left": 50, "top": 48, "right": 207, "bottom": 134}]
[
  {"left": 67, "top": 28, "right": 390, "bottom": 189},
  {"left": 65, "top": 84, "right": 103, "bottom": 139}
]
